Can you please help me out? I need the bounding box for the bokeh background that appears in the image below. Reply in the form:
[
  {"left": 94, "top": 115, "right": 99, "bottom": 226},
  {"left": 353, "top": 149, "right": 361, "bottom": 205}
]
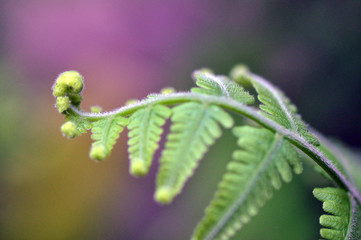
[{"left": 1, "top": 1, "right": 360, "bottom": 239}]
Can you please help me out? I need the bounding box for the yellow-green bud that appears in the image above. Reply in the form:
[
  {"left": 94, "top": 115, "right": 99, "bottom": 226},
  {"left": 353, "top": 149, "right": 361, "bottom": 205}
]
[
  {"left": 90, "top": 105, "right": 102, "bottom": 113},
  {"left": 160, "top": 87, "right": 175, "bottom": 95},
  {"left": 154, "top": 187, "right": 173, "bottom": 204},
  {"left": 130, "top": 158, "right": 148, "bottom": 177},
  {"left": 90, "top": 145, "right": 107, "bottom": 161},
  {"left": 125, "top": 99, "right": 138, "bottom": 106},
  {"left": 56, "top": 96, "right": 70, "bottom": 113},
  {"left": 229, "top": 64, "right": 252, "bottom": 86},
  {"left": 68, "top": 93, "right": 83, "bottom": 105},
  {"left": 61, "top": 121, "right": 77, "bottom": 138},
  {"left": 198, "top": 68, "right": 214, "bottom": 74},
  {"left": 52, "top": 83, "right": 66, "bottom": 97},
  {"left": 56, "top": 71, "right": 84, "bottom": 94}
]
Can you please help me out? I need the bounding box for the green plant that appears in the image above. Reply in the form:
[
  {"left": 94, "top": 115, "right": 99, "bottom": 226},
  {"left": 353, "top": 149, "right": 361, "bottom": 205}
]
[{"left": 52, "top": 65, "right": 361, "bottom": 240}]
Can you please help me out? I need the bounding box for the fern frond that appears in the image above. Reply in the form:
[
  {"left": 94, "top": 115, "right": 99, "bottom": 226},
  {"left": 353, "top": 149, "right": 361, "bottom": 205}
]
[
  {"left": 313, "top": 187, "right": 361, "bottom": 240},
  {"left": 155, "top": 102, "right": 234, "bottom": 204},
  {"left": 89, "top": 116, "right": 128, "bottom": 161},
  {"left": 192, "top": 126, "right": 303, "bottom": 240},
  {"left": 191, "top": 70, "right": 254, "bottom": 104},
  {"left": 53, "top": 67, "right": 361, "bottom": 240},
  {"left": 231, "top": 67, "right": 319, "bottom": 146},
  {"left": 127, "top": 104, "right": 171, "bottom": 177}
]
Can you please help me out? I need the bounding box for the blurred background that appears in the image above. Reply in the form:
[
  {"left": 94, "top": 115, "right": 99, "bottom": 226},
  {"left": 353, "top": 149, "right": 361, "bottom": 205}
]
[{"left": 0, "top": 1, "right": 360, "bottom": 239}]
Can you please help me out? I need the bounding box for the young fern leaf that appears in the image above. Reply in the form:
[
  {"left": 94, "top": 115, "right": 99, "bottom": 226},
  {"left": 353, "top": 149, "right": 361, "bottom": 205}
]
[
  {"left": 155, "top": 102, "right": 234, "bottom": 204},
  {"left": 90, "top": 116, "right": 128, "bottom": 161},
  {"left": 231, "top": 66, "right": 319, "bottom": 146},
  {"left": 313, "top": 187, "right": 361, "bottom": 240},
  {"left": 127, "top": 104, "right": 171, "bottom": 177},
  {"left": 192, "top": 126, "right": 303, "bottom": 240},
  {"left": 191, "top": 70, "right": 254, "bottom": 104},
  {"left": 52, "top": 68, "right": 361, "bottom": 240}
]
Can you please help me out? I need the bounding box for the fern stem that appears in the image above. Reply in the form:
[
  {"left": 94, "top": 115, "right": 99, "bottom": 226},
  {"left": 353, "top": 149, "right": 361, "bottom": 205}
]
[
  {"left": 68, "top": 92, "right": 361, "bottom": 204},
  {"left": 346, "top": 194, "right": 361, "bottom": 239},
  {"left": 313, "top": 130, "right": 355, "bottom": 184}
]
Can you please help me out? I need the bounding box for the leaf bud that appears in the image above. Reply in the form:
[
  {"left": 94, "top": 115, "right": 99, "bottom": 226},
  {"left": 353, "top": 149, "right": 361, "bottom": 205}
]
[
  {"left": 52, "top": 83, "right": 66, "bottom": 97},
  {"left": 154, "top": 187, "right": 173, "bottom": 204},
  {"left": 61, "top": 121, "right": 77, "bottom": 138},
  {"left": 198, "top": 68, "right": 214, "bottom": 74},
  {"left": 90, "top": 145, "right": 107, "bottom": 161},
  {"left": 229, "top": 64, "right": 252, "bottom": 86},
  {"left": 160, "top": 87, "right": 175, "bottom": 95},
  {"left": 90, "top": 105, "right": 102, "bottom": 113},
  {"left": 130, "top": 158, "right": 147, "bottom": 177},
  {"left": 125, "top": 99, "right": 138, "bottom": 106},
  {"left": 56, "top": 71, "right": 84, "bottom": 94},
  {"left": 56, "top": 96, "right": 70, "bottom": 113}
]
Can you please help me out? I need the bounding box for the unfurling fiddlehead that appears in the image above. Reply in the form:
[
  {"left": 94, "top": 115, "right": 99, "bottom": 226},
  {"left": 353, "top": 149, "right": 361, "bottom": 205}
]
[{"left": 52, "top": 65, "right": 361, "bottom": 240}]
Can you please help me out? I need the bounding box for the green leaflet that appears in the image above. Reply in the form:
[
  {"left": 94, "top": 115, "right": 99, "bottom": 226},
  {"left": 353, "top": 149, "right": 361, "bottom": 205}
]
[
  {"left": 89, "top": 116, "right": 128, "bottom": 161},
  {"left": 231, "top": 67, "right": 319, "bottom": 146},
  {"left": 313, "top": 187, "right": 361, "bottom": 240},
  {"left": 192, "top": 126, "right": 303, "bottom": 240},
  {"left": 65, "top": 112, "right": 91, "bottom": 137},
  {"left": 191, "top": 70, "right": 254, "bottom": 104},
  {"left": 127, "top": 104, "right": 171, "bottom": 177},
  {"left": 155, "top": 102, "right": 234, "bottom": 204}
]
